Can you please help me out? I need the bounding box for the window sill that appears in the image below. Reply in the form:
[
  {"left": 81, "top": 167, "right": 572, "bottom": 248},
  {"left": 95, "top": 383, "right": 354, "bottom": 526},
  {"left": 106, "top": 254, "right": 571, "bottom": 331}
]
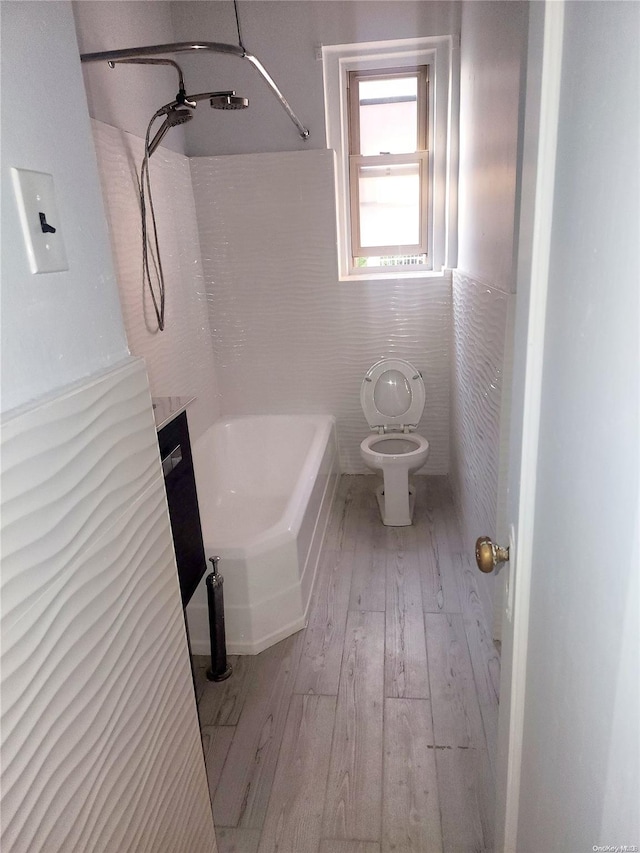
[{"left": 338, "top": 268, "right": 452, "bottom": 284}]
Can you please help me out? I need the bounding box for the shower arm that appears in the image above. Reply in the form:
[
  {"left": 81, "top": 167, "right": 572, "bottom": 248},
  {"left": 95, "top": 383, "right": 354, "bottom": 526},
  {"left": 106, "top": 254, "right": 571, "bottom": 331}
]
[
  {"left": 80, "top": 41, "right": 310, "bottom": 140},
  {"left": 106, "top": 57, "right": 187, "bottom": 94}
]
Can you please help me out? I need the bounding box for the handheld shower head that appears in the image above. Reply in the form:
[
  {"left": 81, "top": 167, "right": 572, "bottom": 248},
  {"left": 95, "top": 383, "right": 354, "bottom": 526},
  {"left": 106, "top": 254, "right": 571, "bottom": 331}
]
[
  {"left": 148, "top": 108, "right": 193, "bottom": 156},
  {"left": 166, "top": 108, "right": 194, "bottom": 126}
]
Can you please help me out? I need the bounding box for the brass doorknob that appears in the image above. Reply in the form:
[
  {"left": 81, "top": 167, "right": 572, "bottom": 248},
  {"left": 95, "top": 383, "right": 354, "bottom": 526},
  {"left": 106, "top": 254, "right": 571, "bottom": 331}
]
[{"left": 475, "top": 537, "right": 509, "bottom": 573}]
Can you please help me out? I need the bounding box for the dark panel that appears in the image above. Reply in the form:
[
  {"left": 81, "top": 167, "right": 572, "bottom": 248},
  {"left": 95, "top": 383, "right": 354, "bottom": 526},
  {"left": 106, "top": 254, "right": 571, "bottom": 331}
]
[{"left": 158, "top": 411, "right": 207, "bottom": 607}]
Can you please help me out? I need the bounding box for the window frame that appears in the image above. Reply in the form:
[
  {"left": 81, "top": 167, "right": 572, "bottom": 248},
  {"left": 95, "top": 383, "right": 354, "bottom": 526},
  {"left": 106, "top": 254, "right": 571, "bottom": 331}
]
[
  {"left": 322, "top": 37, "right": 458, "bottom": 281},
  {"left": 348, "top": 65, "right": 430, "bottom": 259}
]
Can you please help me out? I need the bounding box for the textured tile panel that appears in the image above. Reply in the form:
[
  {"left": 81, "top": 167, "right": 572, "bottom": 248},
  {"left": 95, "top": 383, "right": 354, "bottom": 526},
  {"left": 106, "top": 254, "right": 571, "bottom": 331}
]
[
  {"left": 1, "top": 358, "right": 158, "bottom": 631},
  {"left": 450, "top": 271, "right": 510, "bottom": 626},
  {"left": 190, "top": 151, "right": 451, "bottom": 474},
  {"left": 0, "top": 360, "right": 215, "bottom": 852},
  {"left": 92, "top": 120, "right": 220, "bottom": 442}
]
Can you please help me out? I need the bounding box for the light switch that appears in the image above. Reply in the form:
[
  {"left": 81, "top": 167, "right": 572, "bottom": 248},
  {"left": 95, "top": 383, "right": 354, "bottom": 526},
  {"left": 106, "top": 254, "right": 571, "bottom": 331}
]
[{"left": 11, "top": 168, "right": 69, "bottom": 274}]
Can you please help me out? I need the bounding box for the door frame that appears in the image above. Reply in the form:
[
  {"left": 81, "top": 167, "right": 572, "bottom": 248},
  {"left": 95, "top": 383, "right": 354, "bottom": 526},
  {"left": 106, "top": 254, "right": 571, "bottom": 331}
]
[{"left": 494, "top": 2, "right": 566, "bottom": 849}]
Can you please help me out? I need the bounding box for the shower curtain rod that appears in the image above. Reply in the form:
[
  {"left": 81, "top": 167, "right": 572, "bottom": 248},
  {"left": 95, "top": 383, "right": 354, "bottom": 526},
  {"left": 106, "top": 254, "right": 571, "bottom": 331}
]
[{"left": 80, "top": 41, "right": 310, "bottom": 139}]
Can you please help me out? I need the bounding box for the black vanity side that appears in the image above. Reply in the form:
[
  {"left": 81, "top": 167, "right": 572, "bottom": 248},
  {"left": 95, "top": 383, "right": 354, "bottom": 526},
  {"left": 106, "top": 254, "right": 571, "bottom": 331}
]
[{"left": 157, "top": 411, "right": 207, "bottom": 608}]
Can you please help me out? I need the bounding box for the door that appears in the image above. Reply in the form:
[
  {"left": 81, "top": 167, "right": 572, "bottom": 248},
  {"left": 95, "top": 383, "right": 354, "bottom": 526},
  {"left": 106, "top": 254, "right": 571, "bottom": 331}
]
[{"left": 494, "top": 1, "right": 639, "bottom": 850}]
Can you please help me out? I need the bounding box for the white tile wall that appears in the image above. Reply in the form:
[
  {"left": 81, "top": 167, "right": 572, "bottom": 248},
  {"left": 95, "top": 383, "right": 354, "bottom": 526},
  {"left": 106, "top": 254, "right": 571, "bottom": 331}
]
[
  {"left": 91, "top": 121, "right": 220, "bottom": 443},
  {"left": 190, "top": 150, "right": 451, "bottom": 473},
  {"left": 450, "top": 271, "right": 511, "bottom": 623},
  {"left": 0, "top": 359, "right": 215, "bottom": 852}
]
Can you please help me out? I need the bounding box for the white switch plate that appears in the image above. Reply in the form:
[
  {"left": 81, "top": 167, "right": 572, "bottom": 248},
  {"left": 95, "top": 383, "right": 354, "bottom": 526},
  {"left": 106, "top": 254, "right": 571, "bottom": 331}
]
[{"left": 11, "top": 168, "right": 69, "bottom": 274}]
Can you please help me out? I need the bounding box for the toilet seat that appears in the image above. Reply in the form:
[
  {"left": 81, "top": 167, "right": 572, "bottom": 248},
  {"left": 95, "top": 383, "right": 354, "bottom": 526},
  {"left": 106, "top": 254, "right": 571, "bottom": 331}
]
[
  {"left": 361, "top": 432, "right": 429, "bottom": 459},
  {"left": 360, "top": 358, "right": 426, "bottom": 432}
]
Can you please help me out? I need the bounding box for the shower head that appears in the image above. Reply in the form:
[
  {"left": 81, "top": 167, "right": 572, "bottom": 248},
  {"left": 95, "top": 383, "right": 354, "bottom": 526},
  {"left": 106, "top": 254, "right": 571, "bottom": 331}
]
[
  {"left": 145, "top": 89, "right": 247, "bottom": 158},
  {"left": 147, "top": 108, "right": 193, "bottom": 156},
  {"left": 210, "top": 92, "right": 249, "bottom": 110},
  {"left": 166, "top": 108, "right": 193, "bottom": 126}
]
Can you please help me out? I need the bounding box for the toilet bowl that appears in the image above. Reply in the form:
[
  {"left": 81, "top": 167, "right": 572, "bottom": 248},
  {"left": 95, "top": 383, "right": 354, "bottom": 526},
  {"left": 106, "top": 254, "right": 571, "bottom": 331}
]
[{"left": 359, "top": 359, "right": 429, "bottom": 526}]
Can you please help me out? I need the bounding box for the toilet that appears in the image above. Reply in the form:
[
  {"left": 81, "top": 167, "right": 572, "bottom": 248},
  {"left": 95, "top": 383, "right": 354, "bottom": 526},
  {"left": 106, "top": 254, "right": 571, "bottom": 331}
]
[{"left": 359, "top": 358, "right": 429, "bottom": 526}]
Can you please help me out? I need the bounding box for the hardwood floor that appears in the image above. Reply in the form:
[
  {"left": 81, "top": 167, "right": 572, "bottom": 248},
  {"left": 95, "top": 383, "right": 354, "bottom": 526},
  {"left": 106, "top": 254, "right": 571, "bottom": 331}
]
[
  {"left": 382, "top": 698, "right": 441, "bottom": 853},
  {"left": 322, "top": 610, "right": 385, "bottom": 842},
  {"left": 194, "top": 475, "right": 499, "bottom": 852}
]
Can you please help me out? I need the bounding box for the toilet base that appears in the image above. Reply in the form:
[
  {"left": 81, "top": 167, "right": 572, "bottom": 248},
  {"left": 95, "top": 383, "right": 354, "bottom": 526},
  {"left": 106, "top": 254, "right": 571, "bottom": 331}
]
[{"left": 375, "top": 483, "right": 416, "bottom": 526}]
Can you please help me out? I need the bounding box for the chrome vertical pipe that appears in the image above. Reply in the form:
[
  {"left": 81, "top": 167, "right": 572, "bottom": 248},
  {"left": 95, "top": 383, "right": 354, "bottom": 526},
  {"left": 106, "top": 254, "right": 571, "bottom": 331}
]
[{"left": 205, "top": 556, "right": 232, "bottom": 682}]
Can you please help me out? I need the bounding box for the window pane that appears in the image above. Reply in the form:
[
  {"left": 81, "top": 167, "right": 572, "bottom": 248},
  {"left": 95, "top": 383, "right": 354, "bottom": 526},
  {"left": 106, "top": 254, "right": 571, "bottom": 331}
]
[
  {"left": 358, "top": 76, "right": 418, "bottom": 155},
  {"left": 357, "top": 162, "right": 421, "bottom": 248}
]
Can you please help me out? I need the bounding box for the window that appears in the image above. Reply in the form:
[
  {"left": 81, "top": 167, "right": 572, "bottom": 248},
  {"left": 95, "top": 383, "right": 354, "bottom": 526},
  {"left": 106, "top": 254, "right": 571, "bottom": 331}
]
[
  {"left": 323, "top": 37, "right": 458, "bottom": 280},
  {"left": 348, "top": 66, "right": 429, "bottom": 266}
]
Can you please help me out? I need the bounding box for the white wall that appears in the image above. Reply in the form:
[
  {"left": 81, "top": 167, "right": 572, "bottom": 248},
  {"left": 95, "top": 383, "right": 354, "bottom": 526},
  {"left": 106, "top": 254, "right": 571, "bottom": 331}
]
[
  {"left": 178, "top": 1, "right": 459, "bottom": 472},
  {"left": 451, "top": 1, "right": 528, "bottom": 629},
  {"left": 0, "top": 3, "right": 215, "bottom": 848},
  {"left": 172, "top": 0, "right": 461, "bottom": 156},
  {"left": 91, "top": 120, "right": 221, "bottom": 442},
  {"left": 457, "top": 0, "right": 526, "bottom": 295},
  {"left": 72, "top": 0, "right": 460, "bottom": 160},
  {"left": 74, "top": 3, "right": 222, "bottom": 442},
  {"left": 1, "top": 0, "right": 129, "bottom": 414},
  {"left": 73, "top": 0, "right": 458, "bottom": 473},
  {"left": 191, "top": 150, "right": 452, "bottom": 473},
  {"left": 73, "top": 1, "right": 187, "bottom": 155},
  {"left": 451, "top": 271, "right": 511, "bottom": 617},
  {"left": 517, "top": 1, "right": 639, "bottom": 847}
]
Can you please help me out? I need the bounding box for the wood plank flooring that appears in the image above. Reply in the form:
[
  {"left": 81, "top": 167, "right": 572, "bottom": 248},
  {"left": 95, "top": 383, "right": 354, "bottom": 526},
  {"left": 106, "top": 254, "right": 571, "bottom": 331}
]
[
  {"left": 382, "top": 698, "right": 441, "bottom": 853},
  {"left": 322, "top": 610, "right": 385, "bottom": 842},
  {"left": 194, "top": 475, "right": 499, "bottom": 853}
]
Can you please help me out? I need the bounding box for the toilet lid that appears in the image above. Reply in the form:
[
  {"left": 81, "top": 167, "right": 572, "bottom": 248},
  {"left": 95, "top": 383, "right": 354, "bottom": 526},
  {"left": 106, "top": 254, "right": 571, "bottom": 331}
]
[{"left": 360, "top": 358, "right": 425, "bottom": 431}]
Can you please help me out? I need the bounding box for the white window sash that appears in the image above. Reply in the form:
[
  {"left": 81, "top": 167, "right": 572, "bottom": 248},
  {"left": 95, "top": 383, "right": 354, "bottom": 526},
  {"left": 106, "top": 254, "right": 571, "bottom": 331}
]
[
  {"left": 349, "top": 151, "right": 430, "bottom": 257},
  {"left": 348, "top": 65, "right": 429, "bottom": 154}
]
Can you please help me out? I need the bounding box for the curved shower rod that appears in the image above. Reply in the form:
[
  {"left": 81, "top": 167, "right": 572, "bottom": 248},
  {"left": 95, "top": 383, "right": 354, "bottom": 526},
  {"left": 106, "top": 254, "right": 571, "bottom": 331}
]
[{"left": 80, "top": 41, "right": 310, "bottom": 140}]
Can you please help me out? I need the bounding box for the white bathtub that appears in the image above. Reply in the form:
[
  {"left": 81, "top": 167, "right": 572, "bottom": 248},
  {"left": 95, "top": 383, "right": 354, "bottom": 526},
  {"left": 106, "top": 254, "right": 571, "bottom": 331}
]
[{"left": 186, "top": 415, "right": 339, "bottom": 655}]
